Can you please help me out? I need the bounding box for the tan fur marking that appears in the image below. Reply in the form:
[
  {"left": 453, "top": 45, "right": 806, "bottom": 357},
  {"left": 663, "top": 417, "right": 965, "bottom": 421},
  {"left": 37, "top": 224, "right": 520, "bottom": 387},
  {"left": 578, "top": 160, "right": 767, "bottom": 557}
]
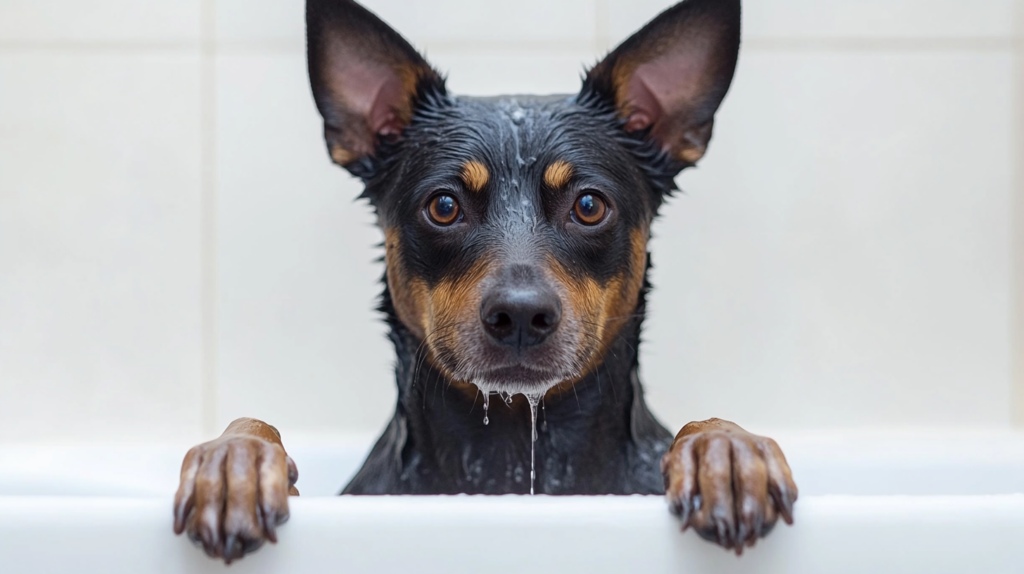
[
  {"left": 678, "top": 147, "right": 705, "bottom": 163},
  {"left": 384, "top": 229, "right": 493, "bottom": 396},
  {"left": 547, "top": 227, "right": 649, "bottom": 386},
  {"left": 460, "top": 160, "right": 490, "bottom": 192},
  {"left": 426, "top": 259, "right": 492, "bottom": 342},
  {"left": 606, "top": 227, "right": 649, "bottom": 331},
  {"left": 385, "top": 226, "right": 495, "bottom": 379},
  {"left": 421, "top": 258, "right": 493, "bottom": 393},
  {"left": 612, "top": 60, "right": 643, "bottom": 125},
  {"left": 330, "top": 145, "right": 356, "bottom": 166},
  {"left": 543, "top": 160, "right": 574, "bottom": 189},
  {"left": 384, "top": 228, "right": 429, "bottom": 341}
]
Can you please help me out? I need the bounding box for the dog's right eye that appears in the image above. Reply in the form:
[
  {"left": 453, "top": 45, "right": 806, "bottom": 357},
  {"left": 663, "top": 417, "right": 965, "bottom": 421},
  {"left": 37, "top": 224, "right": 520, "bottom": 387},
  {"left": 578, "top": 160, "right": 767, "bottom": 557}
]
[
  {"left": 571, "top": 193, "right": 608, "bottom": 226},
  {"left": 427, "top": 194, "right": 461, "bottom": 226}
]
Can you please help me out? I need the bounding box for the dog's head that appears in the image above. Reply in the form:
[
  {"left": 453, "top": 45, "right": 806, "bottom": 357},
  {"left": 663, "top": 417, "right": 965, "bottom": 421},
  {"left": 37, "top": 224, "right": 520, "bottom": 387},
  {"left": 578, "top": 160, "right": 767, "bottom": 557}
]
[{"left": 307, "top": 0, "right": 740, "bottom": 396}]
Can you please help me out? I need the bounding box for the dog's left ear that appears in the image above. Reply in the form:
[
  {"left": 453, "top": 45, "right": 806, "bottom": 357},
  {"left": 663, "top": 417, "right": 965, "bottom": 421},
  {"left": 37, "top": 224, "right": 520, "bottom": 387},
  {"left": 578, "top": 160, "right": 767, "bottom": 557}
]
[
  {"left": 307, "top": 0, "right": 444, "bottom": 169},
  {"left": 582, "top": 0, "right": 740, "bottom": 165}
]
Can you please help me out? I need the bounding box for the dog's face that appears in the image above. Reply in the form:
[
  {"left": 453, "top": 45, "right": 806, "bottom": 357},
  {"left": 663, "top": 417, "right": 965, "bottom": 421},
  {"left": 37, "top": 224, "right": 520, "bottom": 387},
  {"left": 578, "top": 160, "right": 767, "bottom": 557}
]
[
  {"left": 375, "top": 97, "right": 659, "bottom": 395},
  {"left": 307, "top": 0, "right": 739, "bottom": 396}
]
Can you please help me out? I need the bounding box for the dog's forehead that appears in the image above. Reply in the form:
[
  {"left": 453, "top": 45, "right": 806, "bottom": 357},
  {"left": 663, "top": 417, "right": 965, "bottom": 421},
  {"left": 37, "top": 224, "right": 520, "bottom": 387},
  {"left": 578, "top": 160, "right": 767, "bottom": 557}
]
[
  {"left": 443, "top": 95, "right": 613, "bottom": 200},
  {"left": 461, "top": 94, "right": 572, "bottom": 124},
  {"left": 460, "top": 97, "right": 582, "bottom": 227},
  {"left": 455, "top": 95, "right": 574, "bottom": 166}
]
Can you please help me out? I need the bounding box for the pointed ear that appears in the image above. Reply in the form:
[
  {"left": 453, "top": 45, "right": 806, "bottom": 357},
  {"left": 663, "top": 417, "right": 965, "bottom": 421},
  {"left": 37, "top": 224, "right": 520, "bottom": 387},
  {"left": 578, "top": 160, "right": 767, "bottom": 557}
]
[
  {"left": 582, "top": 0, "right": 740, "bottom": 165},
  {"left": 306, "top": 0, "right": 444, "bottom": 168}
]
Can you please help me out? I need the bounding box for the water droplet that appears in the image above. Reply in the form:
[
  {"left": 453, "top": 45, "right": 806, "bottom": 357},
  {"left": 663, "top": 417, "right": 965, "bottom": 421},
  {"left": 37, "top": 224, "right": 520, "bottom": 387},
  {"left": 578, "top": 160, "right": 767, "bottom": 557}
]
[
  {"left": 482, "top": 392, "right": 490, "bottom": 426},
  {"left": 525, "top": 392, "right": 542, "bottom": 495}
]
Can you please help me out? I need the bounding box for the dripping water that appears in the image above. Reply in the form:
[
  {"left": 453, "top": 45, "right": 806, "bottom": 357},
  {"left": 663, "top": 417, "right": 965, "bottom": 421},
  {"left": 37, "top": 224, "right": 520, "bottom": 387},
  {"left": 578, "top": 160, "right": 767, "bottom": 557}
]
[
  {"left": 477, "top": 384, "right": 543, "bottom": 495},
  {"left": 528, "top": 390, "right": 544, "bottom": 495}
]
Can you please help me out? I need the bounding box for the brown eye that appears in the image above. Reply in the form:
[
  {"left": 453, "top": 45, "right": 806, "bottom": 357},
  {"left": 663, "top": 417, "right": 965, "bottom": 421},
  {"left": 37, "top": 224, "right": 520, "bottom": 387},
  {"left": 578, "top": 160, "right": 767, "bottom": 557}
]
[
  {"left": 572, "top": 193, "right": 607, "bottom": 225},
  {"left": 427, "top": 194, "right": 460, "bottom": 226}
]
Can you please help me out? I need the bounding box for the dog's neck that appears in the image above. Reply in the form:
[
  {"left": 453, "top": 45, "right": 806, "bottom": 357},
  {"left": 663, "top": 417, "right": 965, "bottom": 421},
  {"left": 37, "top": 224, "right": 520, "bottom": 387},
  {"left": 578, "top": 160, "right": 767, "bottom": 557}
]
[{"left": 342, "top": 279, "right": 672, "bottom": 495}]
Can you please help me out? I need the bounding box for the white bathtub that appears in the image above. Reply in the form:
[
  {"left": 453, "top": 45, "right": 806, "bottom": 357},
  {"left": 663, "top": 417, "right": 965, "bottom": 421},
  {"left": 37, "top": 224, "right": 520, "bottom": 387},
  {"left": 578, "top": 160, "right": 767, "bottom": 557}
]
[{"left": 2, "top": 431, "right": 1023, "bottom": 573}]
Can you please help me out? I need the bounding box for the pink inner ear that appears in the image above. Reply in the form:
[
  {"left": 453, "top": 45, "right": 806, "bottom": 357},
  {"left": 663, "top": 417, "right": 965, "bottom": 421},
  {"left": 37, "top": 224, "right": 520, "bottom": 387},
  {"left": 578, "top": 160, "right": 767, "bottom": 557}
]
[
  {"left": 622, "top": 70, "right": 662, "bottom": 132},
  {"left": 622, "top": 50, "right": 707, "bottom": 133},
  {"left": 368, "top": 74, "right": 407, "bottom": 138},
  {"left": 328, "top": 55, "right": 408, "bottom": 138}
]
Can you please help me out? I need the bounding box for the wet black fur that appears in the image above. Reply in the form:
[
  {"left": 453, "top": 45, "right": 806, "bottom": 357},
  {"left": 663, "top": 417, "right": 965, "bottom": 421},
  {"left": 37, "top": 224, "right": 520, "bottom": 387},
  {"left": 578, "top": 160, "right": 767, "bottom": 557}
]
[
  {"left": 306, "top": 0, "right": 739, "bottom": 495},
  {"left": 344, "top": 276, "right": 671, "bottom": 494},
  {"left": 339, "top": 89, "right": 684, "bottom": 495}
]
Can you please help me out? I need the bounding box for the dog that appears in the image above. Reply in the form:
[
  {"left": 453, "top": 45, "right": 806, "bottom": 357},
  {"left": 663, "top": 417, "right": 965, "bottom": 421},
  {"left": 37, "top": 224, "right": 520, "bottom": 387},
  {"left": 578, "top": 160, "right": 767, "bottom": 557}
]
[{"left": 172, "top": 0, "right": 797, "bottom": 563}]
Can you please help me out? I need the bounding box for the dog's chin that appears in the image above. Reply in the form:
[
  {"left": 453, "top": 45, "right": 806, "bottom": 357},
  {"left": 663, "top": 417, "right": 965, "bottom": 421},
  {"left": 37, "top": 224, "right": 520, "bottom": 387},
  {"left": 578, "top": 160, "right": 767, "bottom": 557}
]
[{"left": 466, "top": 365, "right": 569, "bottom": 397}]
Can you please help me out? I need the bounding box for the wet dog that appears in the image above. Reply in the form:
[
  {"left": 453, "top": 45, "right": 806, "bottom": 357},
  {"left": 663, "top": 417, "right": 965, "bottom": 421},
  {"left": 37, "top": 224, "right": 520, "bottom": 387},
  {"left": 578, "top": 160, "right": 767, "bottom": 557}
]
[{"left": 173, "top": 0, "right": 797, "bottom": 563}]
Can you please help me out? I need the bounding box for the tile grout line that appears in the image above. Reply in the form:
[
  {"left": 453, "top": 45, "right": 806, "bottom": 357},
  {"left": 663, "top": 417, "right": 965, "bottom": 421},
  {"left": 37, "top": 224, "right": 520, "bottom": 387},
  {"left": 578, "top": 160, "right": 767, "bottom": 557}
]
[
  {"left": 0, "top": 40, "right": 199, "bottom": 51},
  {"left": 1014, "top": 1, "right": 1024, "bottom": 426},
  {"left": 742, "top": 37, "right": 1014, "bottom": 52},
  {"left": 201, "top": 0, "right": 219, "bottom": 437}
]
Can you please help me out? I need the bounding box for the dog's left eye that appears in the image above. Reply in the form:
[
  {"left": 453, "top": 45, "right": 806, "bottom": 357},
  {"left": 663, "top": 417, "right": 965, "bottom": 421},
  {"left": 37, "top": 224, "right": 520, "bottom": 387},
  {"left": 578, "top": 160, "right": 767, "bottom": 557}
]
[
  {"left": 572, "top": 193, "right": 607, "bottom": 226},
  {"left": 427, "top": 194, "right": 461, "bottom": 226}
]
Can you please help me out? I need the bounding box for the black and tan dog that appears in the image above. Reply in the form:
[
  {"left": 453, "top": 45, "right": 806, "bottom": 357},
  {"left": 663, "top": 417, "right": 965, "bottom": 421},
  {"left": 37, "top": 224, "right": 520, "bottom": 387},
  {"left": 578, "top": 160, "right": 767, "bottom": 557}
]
[{"left": 173, "top": 0, "right": 797, "bottom": 563}]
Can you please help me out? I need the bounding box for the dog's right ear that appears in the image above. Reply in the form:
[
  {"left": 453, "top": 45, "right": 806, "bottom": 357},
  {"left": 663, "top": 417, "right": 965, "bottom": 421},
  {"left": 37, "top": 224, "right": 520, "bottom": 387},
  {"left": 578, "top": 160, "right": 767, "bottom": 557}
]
[
  {"left": 582, "top": 0, "right": 740, "bottom": 167},
  {"left": 307, "top": 0, "right": 444, "bottom": 170}
]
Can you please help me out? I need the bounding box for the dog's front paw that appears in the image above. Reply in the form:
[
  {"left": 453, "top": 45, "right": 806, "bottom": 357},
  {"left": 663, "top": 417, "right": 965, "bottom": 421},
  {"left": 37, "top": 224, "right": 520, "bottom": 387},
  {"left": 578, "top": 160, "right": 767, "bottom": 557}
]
[
  {"left": 172, "top": 419, "right": 298, "bottom": 564},
  {"left": 661, "top": 418, "right": 797, "bottom": 554}
]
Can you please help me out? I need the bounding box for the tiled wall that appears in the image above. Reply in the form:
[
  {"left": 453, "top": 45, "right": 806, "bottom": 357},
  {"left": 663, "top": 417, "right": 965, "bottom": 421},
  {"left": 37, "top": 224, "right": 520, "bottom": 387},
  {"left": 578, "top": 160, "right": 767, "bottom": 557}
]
[{"left": 0, "top": 0, "right": 1021, "bottom": 443}]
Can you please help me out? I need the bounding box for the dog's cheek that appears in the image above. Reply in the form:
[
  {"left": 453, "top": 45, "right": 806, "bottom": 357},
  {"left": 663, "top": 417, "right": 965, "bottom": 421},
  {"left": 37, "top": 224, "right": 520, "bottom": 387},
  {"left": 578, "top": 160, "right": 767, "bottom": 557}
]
[
  {"left": 600, "top": 227, "right": 649, "bottom": 340},
  {"left": 547, "top": 259, "right": 607, "bottom": 365},
  {"left": 548, "top": 227, "right": 649, "bottom": 373},
  {"left": 384, "top": 228, "right": 429, "bottom": 341},
  {"left": 424, "top": 259, "right": 493, "bottom": 368}
]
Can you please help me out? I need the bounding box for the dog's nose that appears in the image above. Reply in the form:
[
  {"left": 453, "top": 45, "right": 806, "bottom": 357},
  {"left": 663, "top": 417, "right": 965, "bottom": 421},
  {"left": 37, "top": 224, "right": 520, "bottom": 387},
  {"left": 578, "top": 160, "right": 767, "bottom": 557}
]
[{"left": 480, "top": 285, "right": 561, "bottom": 348}]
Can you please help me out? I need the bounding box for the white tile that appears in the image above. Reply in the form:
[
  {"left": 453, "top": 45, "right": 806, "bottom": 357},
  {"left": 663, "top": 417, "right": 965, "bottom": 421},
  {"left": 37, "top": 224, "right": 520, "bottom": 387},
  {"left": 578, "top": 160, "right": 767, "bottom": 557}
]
[
  {"left": 215, "top": 53, "right": 396, "bottom": 435},
  {"left": 744, "top": 0, "right": 1016, "bottom": 40},
  {"left": 0, "top": 0, "right": 201, "bottom": 43},
  {"left": 607, "top": 0, "right": 1016, "bottom": 48},
  {"left": 361, "top": 0, "right": 597, "bottom": 46},
  {"left": 216, "top": 0, "right": 597, "bottom": 46},
  {"left": 429, "top": 48, "right": 596, "bottom": 97},
  {"left": 215, "top": 0, "right": 304, "bottom": 43},
  {"left": 640, "top": 51, "right": 1014, "bottom": 431},
  {"left": 0, "top": 52, "right": 204, "bottom": 442}
]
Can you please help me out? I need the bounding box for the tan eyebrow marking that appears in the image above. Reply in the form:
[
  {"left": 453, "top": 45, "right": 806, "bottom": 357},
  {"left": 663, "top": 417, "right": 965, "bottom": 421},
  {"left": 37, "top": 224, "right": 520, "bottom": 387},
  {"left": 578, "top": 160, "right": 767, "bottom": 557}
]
[
  {"left": 544, "top": 160, "right": 574, "bottom": 189},
  {"left": 460, "top": 160, "right": 490, "bottom": 192}
]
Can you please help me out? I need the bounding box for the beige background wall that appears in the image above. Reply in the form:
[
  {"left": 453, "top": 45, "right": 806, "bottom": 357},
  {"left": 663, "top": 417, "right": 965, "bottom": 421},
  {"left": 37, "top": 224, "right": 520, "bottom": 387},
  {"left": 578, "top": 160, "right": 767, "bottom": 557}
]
[{"left": 0, "top": 0, "right": 1021, "bottom": 443}]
